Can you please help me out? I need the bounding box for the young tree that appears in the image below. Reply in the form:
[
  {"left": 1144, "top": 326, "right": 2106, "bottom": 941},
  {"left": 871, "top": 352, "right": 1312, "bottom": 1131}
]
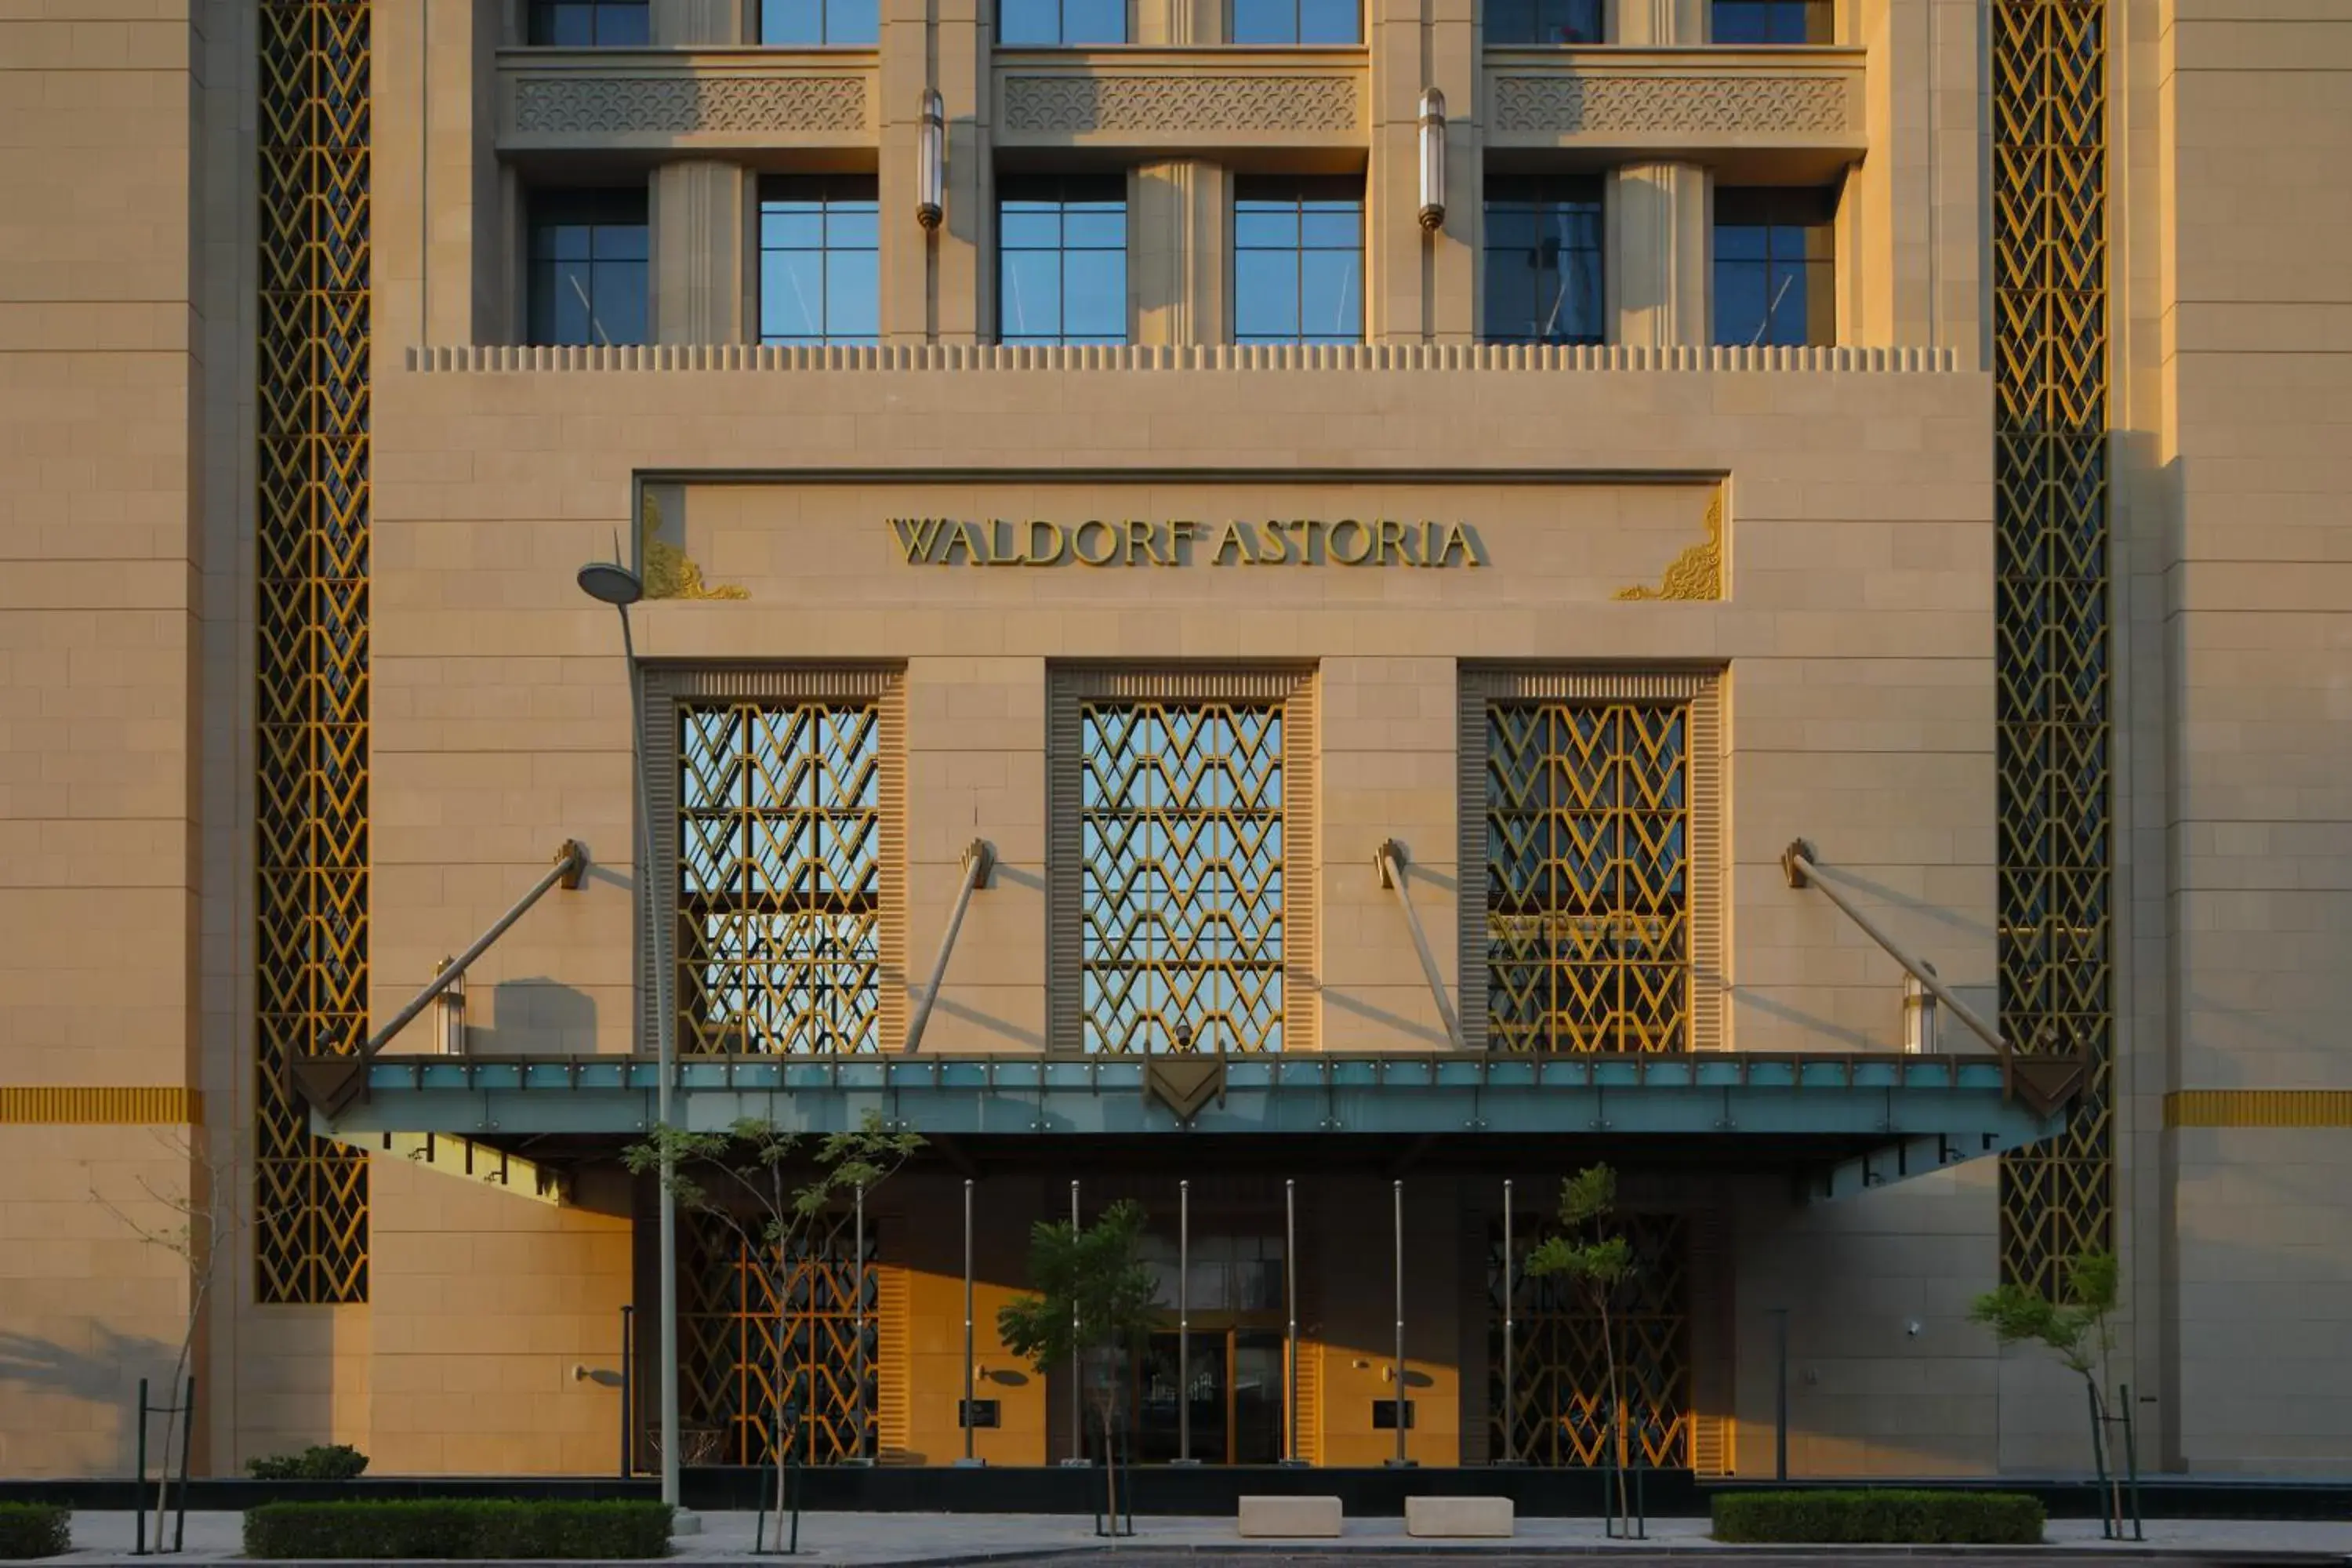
[
  {"left": 1971, "top": 1250, "right": 2126, "bottom": 1530},
  {"left": 89, "top": 1126, "right": 273, "bottom": 1552},
  {"left": 1524, "top": 1164, "right": 1636, "bottom": 1534},
  {"left": 625, "top": 1110, "right": 924, "bottom": 1552},
  {"left": 996, "top": 1199, "right": 1162, "bottom": 1529}
]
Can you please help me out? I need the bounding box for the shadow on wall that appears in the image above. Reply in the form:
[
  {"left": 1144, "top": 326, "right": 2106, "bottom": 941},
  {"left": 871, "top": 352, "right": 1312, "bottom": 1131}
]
[
  {"left": 0, "top": 1325, "right": 182, "bottom": 1475},
  {"left": 472, "top": 977, "right": 598, "bottom": 1054}
]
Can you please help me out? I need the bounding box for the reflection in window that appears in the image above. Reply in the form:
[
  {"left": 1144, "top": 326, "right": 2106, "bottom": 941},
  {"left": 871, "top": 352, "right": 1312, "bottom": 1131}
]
[
  {"left": 999, "top": 0, "right": 1126, "bottom": 45},
  {"left": 760, "top": 0, "right": 880, "bottom": 42},
  {"left": 1486, "top": 700, "right": 1690, "bottom": 1053},
  {"left": 1232, "top": 179, "right": 1362, "bottom": 346},
  {"left": 526, "top": 0, "right": 652, "bottom": 45},
  {"left": 1711, "top": 0, "right": 1831, "bottom": 42},
  {"left": 1484, "top": 0, "right": 1602, "bottom": 44},
  {"left": 1232, "top": 0, "right": 1359, "bottom": 44},
  {"left": 1081, "top": 703, "right": 1284, "bottom": 1054},
  {"left": 527, "top": 189, "right": 649, "bottom": 347},
  {"left": 676, "top": 702, "right": 881, "bottom": 1055},
  {"left": 1712, "top": 187, "right": 1836, "bottom": 347},
  {"left": 1000, "top": 176, "right": 1128, "bottom": 346},
  {"left": 1138, "top": 1233, "right": 1287, "bottom": 1311},
  {"left": 758, "top": 177, "right": 880, "bottom": 347},
  {"left": 1483, "top": 175, "right": 1605, "bottom": 345}
]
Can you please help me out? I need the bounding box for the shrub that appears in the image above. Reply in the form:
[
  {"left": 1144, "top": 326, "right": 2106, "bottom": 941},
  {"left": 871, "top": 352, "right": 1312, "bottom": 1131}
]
[
  {"left": 0, "top": 1504, "right": 71, "bottom": 1561},
  {"left": 245, "top": 1444, "right": 370, "bottom": 1481},
  {"left": 244, "top": 1501, "right": 672, "bottom": 1560},
  {"left": 1713, "top": 1489, "right": 2044, "bottom": 1545}
]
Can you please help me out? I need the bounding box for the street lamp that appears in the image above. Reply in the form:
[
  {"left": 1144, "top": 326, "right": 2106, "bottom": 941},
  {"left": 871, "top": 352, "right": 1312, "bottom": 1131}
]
[{"left": 575, "top": 558, "right": 681, "bottom": 1512}]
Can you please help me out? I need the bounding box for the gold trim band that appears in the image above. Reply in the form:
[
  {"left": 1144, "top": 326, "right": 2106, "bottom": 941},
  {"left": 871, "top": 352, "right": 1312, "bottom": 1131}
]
[
  {"left": 0, "top": 1087, "right": 200, "bottom": 1125},
  {"left": 2165, "top": 1091, "right": 2352, "bottom": 1130}
]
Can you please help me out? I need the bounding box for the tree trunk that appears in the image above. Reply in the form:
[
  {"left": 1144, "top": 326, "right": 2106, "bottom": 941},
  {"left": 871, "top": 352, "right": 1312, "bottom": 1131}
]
[{"left": 1600, "top": 1304, "right": 1628, "bottom": 1534}]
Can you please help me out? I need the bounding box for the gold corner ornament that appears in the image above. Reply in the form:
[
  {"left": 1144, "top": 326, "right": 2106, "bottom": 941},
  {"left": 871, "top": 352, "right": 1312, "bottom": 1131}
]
[
  {"left": 641, "top": 496, "right": 748, "bottom": 601},
  {"left": 1613, "top": 495, "right": 1723, "bottom": 602}
]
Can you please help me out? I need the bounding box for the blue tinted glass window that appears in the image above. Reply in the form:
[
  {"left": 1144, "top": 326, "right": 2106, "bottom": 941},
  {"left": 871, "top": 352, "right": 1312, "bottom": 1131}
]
[
  {"left": 528, "top": 189, "right": 649, "bottom": 347},
  {"left": 760, "top": 0, "right": 880, "bottom": 45},
  {"left": 1484, "top": 0, "right": 1602, "bottom": 44},
  {"left": 999, "top": 0, "right": 1127, "bottom": 45},
  {"left": 1711, "top": 0, "right": 1831, "bottom": 42},
  {"left": 1233, "top": 0, "right": 1360, "bottom": 44},
  {"left": 999, "top": 176, "right": 1128, "bottom": 346},
  {"left": 526, "top": 1, "right": 651, "bottom": 45},
  {"left": 1711, "top": 187, "right": 1837, "bottom": 347},
  {"left": 1483, "top": 175, "right": 1604, "bottom": 346},
  {"left": 758, "top": 177, "right": 881, "bottom": 347},
  {"left": 1233, "top": 180, "right": 1361, "bottom": 346}
]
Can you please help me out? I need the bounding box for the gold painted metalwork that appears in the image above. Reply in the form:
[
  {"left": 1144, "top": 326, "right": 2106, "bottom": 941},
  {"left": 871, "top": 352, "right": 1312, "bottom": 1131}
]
[
  {"left": 256, "top": 0, "right": 371, "bottom": 1306},
  {"left": 1080, "top": 702, "right": 1286, "bottom": 1054},
  {"left": 1992, "top": 0, "right": 2110, "bottom": 1294},
  {"left": 643, "top": 492, "right": 748, "bottom": 601},
  {"left": 677, "top": 702, "right": 882, "bottom": 1054},
  {"left": 0, "top": 1087, "right": 201, "bottom": 1125},
  {"left": 1486, "top": 702, "right": 1690, "bottom": 1053},
  {"left": 1490, "top": 1212, "right": 1691, "bottom": 1469},
  {"left": 2165, "top": 1091, "right": 2352, "bottom": 1130},
  {"left": 679, "top": 1210, "right": 878, "bottom": 1465},
  {"left": 1613, "top": 494, "right": 1724, "bottom": 601}
]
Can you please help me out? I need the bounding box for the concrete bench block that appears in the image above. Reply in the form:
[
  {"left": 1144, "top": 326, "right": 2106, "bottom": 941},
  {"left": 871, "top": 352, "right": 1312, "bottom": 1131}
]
[
  {"left": 1238, "top": 1496, "right": 1344, "bottom": 1537},
  {"left": 1406, "top": 1496, "right": 1515, "bottom": 1538}
]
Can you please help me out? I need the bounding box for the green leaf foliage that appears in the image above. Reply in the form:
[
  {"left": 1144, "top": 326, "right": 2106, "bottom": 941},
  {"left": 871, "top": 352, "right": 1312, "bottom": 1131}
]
[
  {"left": 997, "top": 1198, "right": 1163, "bottom": 1374},
  {"left": 1712, "top": 1490, "right": 2043, "bottom": 1545},
  {"left": 1524, "top": 1165, "right": 1632, "bottom": 1294},
  {"left": 0, "top": 1504, "right": 71, "bottom": 1560},
  {"left": 1968, "top": 1249, "right": 2118, "bottom": 1380},
  {"left": 244, "top": 1444, "right": 369, "bottom": 1481},
  {"left": 242, "top": 1501, "right": 673, "bottom": 1560}
]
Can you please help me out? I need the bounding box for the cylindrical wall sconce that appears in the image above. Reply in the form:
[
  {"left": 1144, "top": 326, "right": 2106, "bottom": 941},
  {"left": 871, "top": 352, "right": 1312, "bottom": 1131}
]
[
  {"left": 1417, "top": 88, "right": 1446, "bottom": 231},
  {"left": 917, "top": 88, "right": 946, "bottom": 230}
]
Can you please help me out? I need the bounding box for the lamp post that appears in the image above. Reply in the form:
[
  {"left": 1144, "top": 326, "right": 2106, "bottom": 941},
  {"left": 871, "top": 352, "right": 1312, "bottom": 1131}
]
[{"left": 576, "top": 557, "right": 681, "bottom": 1512}]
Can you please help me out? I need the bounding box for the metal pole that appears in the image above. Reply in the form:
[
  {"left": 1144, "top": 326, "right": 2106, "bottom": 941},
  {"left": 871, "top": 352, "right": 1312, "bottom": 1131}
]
[
  {"left": 1501, "top": 1178, "right": 1515, "bottom": 1465},
  {"left": 361, "top": 841, "right": 585, "bottom": 1056},
  {"left": 963, "top": 1177, "right": 976, "bottom": 1463},
  {"left": 855, "top": 1184, "right": 869, "bottom": 1461},
  {"left": 620, "top": 1305, "right": 634, "bottom": 1478},
  {"left": 1178, "top": 1179, "right": 1191, "bottom": 1463},
  {"left": 619, "top": 606, "right": 682, "bottom": 1511},
  {"left": 174, "top": 1377, "right": 193, "bottom": 1553},
  {"left": 1770, "top": 1307, "right": 1789, "bottom": 1482},
  {"left": 1392, "top": 1178, "right": 1408, "bottom": 1466},
  {"left": 1285, "top": 1178, "right": 1300, "bottom": 1465},
  {"left": 1069, "top": 1179, "right": 1082, "bottom": 1463},
  {"left": 134, "top": 1377, "right": 147, "bottom": 1558}
]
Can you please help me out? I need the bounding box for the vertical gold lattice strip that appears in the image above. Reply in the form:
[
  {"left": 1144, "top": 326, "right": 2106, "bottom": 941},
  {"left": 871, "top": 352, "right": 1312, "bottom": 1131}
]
[
  {"left": 256, "top": 0, "right": 369, "bottom": 1305},
  {"left": 1993, "top": 0, "right": 2111, "bottom": 1293}
]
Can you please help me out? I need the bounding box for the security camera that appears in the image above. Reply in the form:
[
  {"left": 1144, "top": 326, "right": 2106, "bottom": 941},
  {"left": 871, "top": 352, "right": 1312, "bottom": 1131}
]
[{"left": 1905, "top": 1320, "right": 1923, "bottom": 1338}]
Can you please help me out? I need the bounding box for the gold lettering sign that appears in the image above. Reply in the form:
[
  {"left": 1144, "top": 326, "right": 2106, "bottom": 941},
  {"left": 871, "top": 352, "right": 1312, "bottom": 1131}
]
[{"left": 888, "top": 518, "right": 1486, "bottom": 568}]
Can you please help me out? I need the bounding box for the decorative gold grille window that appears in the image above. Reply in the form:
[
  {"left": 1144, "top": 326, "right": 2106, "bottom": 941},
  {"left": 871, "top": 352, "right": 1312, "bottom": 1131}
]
[
  {"left": 1051, "top": 670, "right": 1317, "bottom": 1055},
  {"left": 1461, "top": 670, "right": 1721, "bottom": 1054},
  {"left": 680, "top": 1211, "right": 878, "bottom": 1465},
  {"left": 647, "top": 669, "right": 905, "bottom": 1056}
]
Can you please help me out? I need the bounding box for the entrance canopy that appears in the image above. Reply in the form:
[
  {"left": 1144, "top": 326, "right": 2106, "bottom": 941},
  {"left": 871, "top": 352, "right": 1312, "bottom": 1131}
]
[{"left": 298, "top": 1049, "right": 2082, "bottom": 1202}]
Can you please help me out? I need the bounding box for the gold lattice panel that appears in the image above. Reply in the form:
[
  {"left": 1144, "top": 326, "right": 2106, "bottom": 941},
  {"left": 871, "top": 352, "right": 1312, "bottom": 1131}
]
[
  {"left": 1080, "top": 702, "right": 1286, "bottom": 1054},
  {"left": 255, "top": 0, "right": 370, "bottom": 1306},
  {"left": 679, "top": 1211, "right": 879, "bottom": 1465},
  {"left": 677, "top": 702, "right": 882, "bottom": 1054},
  {"left": 1488, "top": 1213, "right": 1692, "bottom": 1469},
  {"left": 1991, "top": 0, "right": 2111, "bottom": 1294},
  {"left": 1485, "top": 702, "right": 1690, "bottom": 1054}
]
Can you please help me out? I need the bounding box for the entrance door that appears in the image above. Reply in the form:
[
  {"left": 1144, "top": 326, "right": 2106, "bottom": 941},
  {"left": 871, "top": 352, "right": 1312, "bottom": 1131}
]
[
  {"left": 1230, "top": 1330, "right": 1284, "bottom": 1464},
  {"left": 1132, "top": 1329, "right": 1284, "bottom": 1465}
]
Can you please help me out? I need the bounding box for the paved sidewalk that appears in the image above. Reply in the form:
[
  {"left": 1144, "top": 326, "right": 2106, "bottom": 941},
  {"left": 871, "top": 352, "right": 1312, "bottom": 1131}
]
[{"left": 45, "top": 1511, "right": 2352, "bottom": 1564}]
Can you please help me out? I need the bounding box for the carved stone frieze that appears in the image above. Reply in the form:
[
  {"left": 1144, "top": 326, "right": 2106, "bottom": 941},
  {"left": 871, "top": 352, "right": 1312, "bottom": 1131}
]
[
  {"left": 1001, "top": 74, "right": 1357, "bottom": 134},
  {"left": 1490, "top": 74, "right": 1848, "bottom": 136},
  {"left": 512, "top": 74, "right": 868, "bottom": 136}
]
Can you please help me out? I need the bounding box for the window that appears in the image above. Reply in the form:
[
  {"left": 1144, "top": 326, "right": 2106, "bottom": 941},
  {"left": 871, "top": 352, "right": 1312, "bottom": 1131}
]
[
  {"left": 1483, "top": 175, "right": 1605, "bottom": 345},
  {"left": 1233, "top": 179, "right": 1362, "bottom": 346},
  {"left": 526, "top": 0, "right": 651, "bottom": 45},
  {"left": 527, "top": 189, "right": 648, "bottom": 347},
  {"left": 1484, "top": 699, "right": 1690, "bottom": 1053},
  {"left": 999, "top": 176, "right": 1128, "bottom": 346},
  {"left": 1484, "top": 0, "right": 1602, "bottom": 44},
  {"left": 758, "top": 177, "right": 880, "bottom": 347},
  {"left": 1232, "top": 0, "right": 1359, "bottom": 44},
  {"left": 1711, "top": 0, "right": 1830, "bottom": 42},
  {"left": 999, "top": 0, "right": 1125, "bottom": 45},
  {"left": 760, "top": 0, "right": 879, "bottom": 45},
  {"left": 1712, "top": 186, "right": 1835, "bottom": 347},
  {"left": 675, "top": 700, "right": 883, "bottom": 1054}
]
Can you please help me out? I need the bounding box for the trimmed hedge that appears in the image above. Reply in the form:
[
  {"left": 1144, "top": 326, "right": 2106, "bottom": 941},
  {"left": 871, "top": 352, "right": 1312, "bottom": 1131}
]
[
  {"left": 244, "top": 1501, "right": 672, "bottom": 1560},
  {"left": 0, "top": 1504, "right": 71, "bottom": 1561},
  {"left": 246, "top": 1443, "right": 370, "bottom": 1481},
  {"left": 1713, "top": 1489, "right": 2044, "bottom": 1545}
]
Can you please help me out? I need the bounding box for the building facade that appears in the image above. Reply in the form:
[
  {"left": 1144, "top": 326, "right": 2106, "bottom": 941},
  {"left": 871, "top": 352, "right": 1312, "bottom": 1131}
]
[{"left": 2, "top": 0, "right": 2347, "bottom": 1483}]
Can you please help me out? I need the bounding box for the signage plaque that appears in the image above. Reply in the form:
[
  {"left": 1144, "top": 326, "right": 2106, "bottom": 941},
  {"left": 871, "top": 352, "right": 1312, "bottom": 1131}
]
[{"left": 890, "top": 517, "right": 1486, "bottom": 569}]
